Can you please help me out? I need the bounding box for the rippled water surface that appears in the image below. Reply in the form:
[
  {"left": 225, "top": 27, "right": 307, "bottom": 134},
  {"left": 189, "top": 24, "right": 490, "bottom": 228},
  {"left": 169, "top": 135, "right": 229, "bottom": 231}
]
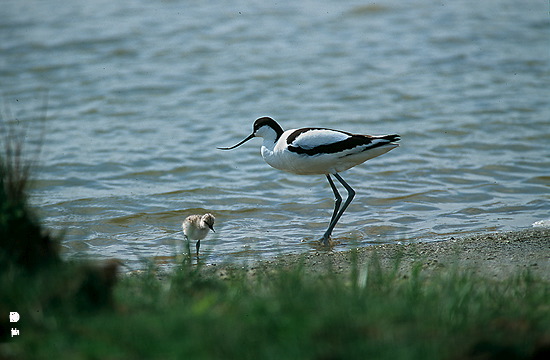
[{"left": 2, "top": 0, "right": 549, "bottom": 269}]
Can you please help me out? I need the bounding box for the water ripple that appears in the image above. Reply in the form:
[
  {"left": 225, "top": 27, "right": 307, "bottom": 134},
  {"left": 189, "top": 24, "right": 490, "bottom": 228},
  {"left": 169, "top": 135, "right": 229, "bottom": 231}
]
[{"left": 2, "top": 0, "right": 548, "bottom": 269}]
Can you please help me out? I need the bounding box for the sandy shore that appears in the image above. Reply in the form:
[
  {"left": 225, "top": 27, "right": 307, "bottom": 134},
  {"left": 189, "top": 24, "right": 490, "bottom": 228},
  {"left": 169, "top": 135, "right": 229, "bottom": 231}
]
[{"left": 239, "top": 228, "right": 550, "bottom": 281}]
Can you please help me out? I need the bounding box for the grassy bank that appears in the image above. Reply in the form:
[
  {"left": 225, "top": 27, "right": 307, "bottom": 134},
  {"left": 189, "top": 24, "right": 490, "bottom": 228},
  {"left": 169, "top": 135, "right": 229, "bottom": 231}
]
[{"left": 3, "top": 254, "right": 549, "bottom": 359}]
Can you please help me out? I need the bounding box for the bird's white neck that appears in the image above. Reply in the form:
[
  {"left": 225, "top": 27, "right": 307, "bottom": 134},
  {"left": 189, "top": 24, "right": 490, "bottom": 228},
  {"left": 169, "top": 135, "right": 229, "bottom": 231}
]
[{"left": 256, "top": 125, "right": 281, "bottom": 151}]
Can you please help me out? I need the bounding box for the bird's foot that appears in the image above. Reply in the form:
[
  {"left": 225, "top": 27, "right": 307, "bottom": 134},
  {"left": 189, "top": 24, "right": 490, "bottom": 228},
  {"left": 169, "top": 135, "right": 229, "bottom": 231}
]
[{"left": 318, "top": 235, "right": 336, "bottom": 248}]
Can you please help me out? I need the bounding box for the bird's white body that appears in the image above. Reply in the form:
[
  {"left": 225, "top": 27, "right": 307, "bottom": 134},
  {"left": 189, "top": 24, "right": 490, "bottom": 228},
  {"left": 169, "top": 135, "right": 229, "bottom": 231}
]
[
  {"left": 218, "top": 117, "right": 399, "bottom": 245},
  {"left": 258, "top": 126, "right": 398, "bottom": 175},
  {"left": 182, "top": 213, "right": 215, "bottom": 256}
]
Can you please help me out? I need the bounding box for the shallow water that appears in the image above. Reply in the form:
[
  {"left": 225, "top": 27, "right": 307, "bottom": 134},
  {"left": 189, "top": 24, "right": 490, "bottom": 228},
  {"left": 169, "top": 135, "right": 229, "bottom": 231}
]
[{"left": 2, "top": 0, "right": 549, "bottom": 269}]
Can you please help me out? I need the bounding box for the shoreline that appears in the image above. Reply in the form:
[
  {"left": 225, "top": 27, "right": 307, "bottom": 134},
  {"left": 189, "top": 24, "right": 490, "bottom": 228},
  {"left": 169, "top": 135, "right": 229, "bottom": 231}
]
[{"left": 220, "top": 228, "right": 550, "bottom": 281}]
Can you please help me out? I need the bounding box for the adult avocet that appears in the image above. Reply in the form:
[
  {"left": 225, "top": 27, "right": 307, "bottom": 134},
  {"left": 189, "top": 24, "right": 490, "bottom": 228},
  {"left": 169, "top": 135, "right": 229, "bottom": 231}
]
[
  {"left": 182, "top": 213, "right": 215, "bottom": 256},
  {"left": 218, "top": 117, "right": 399, "bottom": 246}
]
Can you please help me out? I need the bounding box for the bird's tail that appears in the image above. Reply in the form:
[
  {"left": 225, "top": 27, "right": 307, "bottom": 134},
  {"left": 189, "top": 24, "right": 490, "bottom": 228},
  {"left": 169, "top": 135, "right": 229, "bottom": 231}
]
[{"left": 378, "top": 134, "right": 400, "bottom": 143}]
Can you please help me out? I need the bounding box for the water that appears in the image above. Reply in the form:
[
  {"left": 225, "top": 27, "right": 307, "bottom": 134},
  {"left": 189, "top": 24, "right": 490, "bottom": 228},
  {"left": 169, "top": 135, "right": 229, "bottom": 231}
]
[{"left": 2, "top": 0, "right": 549, "bottom": 269}]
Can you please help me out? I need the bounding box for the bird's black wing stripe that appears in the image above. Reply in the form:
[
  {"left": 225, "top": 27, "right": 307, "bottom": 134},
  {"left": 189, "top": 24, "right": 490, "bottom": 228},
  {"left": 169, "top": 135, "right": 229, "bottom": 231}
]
[{"left": 288, "top": 134, "right": 381, "bottom": 156}]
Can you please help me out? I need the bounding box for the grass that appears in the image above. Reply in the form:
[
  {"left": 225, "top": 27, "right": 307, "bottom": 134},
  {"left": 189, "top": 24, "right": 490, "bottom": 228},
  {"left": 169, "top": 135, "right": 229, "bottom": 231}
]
[
  {"left": 3, "top": 255, "right": 550, "bottom": 359},
  {"left": 0, "top": 105, "right": 60, "bottom": 273},
  {"left": 1, "top": 108, "right": 549, "bottom": 359}
]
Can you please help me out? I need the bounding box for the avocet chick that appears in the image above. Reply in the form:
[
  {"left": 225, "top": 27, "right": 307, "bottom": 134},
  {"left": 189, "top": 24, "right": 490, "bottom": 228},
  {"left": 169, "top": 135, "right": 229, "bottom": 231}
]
[{"left": 182, "top": 213, "right": 215, "bottom": 256}]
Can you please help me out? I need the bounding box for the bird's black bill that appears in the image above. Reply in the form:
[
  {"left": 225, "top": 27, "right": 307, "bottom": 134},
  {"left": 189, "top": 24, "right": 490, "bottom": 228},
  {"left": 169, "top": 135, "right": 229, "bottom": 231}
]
[{"left": 217, "top": 133, "right": 255, "bottom": 150}]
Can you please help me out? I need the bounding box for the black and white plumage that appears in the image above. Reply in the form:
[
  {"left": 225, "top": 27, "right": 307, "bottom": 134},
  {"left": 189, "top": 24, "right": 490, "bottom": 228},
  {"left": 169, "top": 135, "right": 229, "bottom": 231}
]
[{"left": 218, "top": 117, "right": 400, "bottom": 246}]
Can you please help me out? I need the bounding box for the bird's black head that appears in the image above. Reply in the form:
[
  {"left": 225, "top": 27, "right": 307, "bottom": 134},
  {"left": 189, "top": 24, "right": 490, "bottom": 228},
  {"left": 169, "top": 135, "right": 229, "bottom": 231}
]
[
  {"left": 218, "top": 116, "right": 284, "bottom": 150},
  {"left": 252, "top": 117, "right": 284, "bottom": 140}
]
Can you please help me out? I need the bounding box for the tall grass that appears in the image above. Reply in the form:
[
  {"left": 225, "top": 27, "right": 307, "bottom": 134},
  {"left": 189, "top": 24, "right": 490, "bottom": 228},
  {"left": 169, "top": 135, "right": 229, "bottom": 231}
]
[{"left": 0, "top": 103, "right": 60, "bottom": 272}]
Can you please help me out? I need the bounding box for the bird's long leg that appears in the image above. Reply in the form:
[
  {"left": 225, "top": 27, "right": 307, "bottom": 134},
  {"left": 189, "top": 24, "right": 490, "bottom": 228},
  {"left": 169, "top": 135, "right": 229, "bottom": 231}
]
[
  {"left": 320, "top": 174, "right": 342, "bottom": 245},
  {"left": 196, "top": 240, "right": 201, "bottom": 257},
  {"left": 326, "top": 174, "right": 342, "bottom": 230},
  {"left": 184, "top": 235, "right": 191, "bottom": 257},
  {"left": 320, "top": 173, "right": 355, "bottom": 246}
]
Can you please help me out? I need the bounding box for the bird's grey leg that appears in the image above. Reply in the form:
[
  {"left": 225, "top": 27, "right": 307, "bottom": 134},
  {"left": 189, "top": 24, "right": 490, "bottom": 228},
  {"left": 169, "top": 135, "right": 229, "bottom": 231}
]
[
  {"left": 320, "top": 174, "right": 342, "bottom": 245},
  {"left": 320, "top": 173, "right": 355, "bottom": 246},
  {"left": 196, "top": 240, "right": 201, "bottom": 257},
  {"left": 326, "top": 174, "right": 342, "bottom": 230},
  {"left": 184, "top": 235, "right": 191, "bottom": 257}
]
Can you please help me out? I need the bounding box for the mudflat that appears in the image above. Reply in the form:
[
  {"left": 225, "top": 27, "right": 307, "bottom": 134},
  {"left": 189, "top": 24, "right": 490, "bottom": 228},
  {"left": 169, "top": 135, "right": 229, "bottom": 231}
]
[{"left": 256, "top": 228, "right": 550, "bottom": 281}]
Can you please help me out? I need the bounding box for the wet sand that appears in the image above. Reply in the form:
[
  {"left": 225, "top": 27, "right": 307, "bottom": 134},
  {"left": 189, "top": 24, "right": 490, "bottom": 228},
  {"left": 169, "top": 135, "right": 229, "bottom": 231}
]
[{"left": 243, "top": 228, "right": 550, "bottom": 281}]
